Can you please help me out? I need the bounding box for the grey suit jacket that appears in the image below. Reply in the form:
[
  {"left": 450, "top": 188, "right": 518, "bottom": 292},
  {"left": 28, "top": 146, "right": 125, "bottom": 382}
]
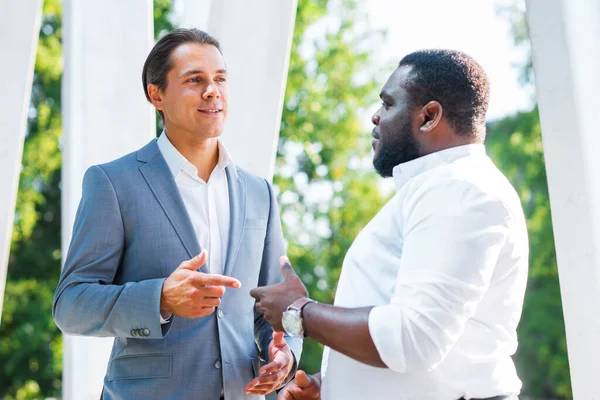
[{"left": 53, "top": 139, "right": 301, "bottom": 400}]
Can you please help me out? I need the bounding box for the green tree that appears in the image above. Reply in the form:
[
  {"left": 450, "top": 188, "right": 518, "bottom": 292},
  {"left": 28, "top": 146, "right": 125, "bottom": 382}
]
[
  {"left": 487, "top": 109, "right": 571, "bottom": 398},
  {"left": 0, "top": 1, "right": 173, "bottom": 398},
  {"left": 488, "top": 2, "right": 571, "bottom": 397},
  {"left": 275, "top": 0, "right": 389, "bottom": 373}
]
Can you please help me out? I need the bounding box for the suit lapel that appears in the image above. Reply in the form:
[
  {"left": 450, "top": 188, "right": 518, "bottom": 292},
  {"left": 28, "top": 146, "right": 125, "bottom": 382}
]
[
  {"left": 137, "top": 140, "right": 204, "bottom": 269},
  {"left": 223, "top": 165, "right": 246, "bottom": 277}
]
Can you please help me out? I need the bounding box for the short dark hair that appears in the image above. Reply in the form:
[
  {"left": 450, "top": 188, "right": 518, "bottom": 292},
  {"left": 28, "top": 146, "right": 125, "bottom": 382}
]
[
  {"left": 142, "top": 28, "right": 222, "bottom": 120},
  {"left": 399, "top": 49, "right": 490, "bottom": 137}
]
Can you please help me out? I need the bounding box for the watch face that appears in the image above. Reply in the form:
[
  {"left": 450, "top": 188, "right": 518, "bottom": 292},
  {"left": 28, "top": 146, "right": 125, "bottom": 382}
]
[{"left": 282, "top": 310, "right": 303, "bottom": 337}]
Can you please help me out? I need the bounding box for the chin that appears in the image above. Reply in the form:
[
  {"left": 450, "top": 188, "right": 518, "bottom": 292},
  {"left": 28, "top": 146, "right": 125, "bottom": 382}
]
[{"left": 196, "top": 125, "right": 223, "bottom": 139}]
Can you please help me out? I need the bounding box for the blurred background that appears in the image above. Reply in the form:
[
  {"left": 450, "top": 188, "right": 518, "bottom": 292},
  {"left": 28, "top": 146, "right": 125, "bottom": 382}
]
[{"left": 0, "top": 0, "right": 569, "bottom": 398}]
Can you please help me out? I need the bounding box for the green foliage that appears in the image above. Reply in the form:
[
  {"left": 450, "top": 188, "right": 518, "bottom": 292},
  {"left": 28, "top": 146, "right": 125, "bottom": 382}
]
[
  {"left": 1, "top": 1, "right": 173, "bottom": 398},
  {"left": 275, "top": 0, "right": 389, "bottom": 373},
  {"left": 154, "top": 0, "right": 175, "bottom": 38}
]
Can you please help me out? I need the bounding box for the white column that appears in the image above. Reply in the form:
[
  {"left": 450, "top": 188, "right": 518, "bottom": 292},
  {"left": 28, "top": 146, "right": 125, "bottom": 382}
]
[
  {"left": 0, "top": 0, "right": 43, "bottom": 321},
  {"left": 173, "top": 0, "right": 212, "bottom": 31},
  {"left": 526, "top": 0, "right": 600, "bottom": 397},
  {"left": 178, "top": 0, "right": 298, "bottom": 181},
  {"left": 61, "top": 0, "right": 155, "bottom": 398}
]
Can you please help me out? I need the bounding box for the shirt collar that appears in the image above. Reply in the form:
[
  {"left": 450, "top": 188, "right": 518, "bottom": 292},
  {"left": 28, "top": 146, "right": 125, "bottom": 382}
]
[
  {"left": 157, "top": 131, "right": 237, "bottom": 180},
  {"left": 392, "top": 144, "right": 486, "bottom": 190}
]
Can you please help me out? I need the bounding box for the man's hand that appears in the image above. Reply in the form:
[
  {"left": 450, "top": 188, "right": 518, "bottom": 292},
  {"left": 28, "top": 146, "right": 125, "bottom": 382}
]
[
  {"left": 249, "top": 256, "right": 309, "bottom": 331},
  {"left": 277, "top": 370, "right": 321, "bottom": 400},
  {"left": 160, "top": 250, "right": 241, "bottom": 318},
  {"left": 245, "top": 331, "right": 294, "bottom": 395}
]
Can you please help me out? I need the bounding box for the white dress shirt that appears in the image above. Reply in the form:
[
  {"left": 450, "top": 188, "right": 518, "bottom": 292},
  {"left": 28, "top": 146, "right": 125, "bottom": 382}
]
[
  {"left": 157, "top": 132, "right": 235, "bottom": 275},
  {"left": 320, "top": 145, "right": 528, "bottom": 400},
  {"left": 158, "top": 133, "right": 236, "bottom": 396}
]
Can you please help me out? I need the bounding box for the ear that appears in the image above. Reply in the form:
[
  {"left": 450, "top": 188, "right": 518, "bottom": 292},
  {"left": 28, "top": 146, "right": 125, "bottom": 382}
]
[
  {"left": 419, "top": 101, "right": 443, "bottom": 133},
  {"left": 147, "top": 84, "right": 164, "bottom": 113}
]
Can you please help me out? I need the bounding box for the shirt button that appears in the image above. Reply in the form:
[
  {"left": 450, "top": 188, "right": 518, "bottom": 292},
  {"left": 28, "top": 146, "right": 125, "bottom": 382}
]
[
  {"left": 217, "top": 308, "right": 224, "bottom": 318},
  {"left": 143, "top": 328, "right": 150, "bottom": 336},
  {"left": 214, "top": 359, "right": 222, "bottom": 369}
]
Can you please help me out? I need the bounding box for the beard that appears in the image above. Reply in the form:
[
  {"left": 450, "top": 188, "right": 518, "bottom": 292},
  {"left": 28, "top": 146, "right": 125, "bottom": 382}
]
[{"left": 373, "top": 116, "right": 421, "bottom": 178}]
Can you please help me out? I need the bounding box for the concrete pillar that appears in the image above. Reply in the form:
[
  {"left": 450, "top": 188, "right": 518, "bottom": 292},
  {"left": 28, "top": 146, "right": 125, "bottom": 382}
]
[
  {"left": 173, "top": 0, "right": 212, "bottom": 32},
  {"left": 178, "top": 0, "right": 298, "bottom": 181},
  {"left": 526, "top": 0, "right": 600, "bottom": 397},
  {"left": 0, "top": 0, "right": 43, "bottom": 321},
  {"left": 61, "top": 0, "right": 155, "bottom": 398}
]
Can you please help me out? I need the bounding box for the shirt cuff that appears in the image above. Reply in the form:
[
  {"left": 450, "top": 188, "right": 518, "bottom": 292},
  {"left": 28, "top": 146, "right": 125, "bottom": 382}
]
[
  {"left": 368, "top": 305, "right": 404, "bottom": 372},
  {"left": 160, "top": 311, "right": 173, "bottom": 325}
]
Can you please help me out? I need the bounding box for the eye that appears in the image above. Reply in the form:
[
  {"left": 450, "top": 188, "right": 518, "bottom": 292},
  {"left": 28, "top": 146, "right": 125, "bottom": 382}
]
[
  {"left": 188, "top": 77, "right": 200, "bottom": 83},
  {"left": 381, "top": 101, "right": 390, "bottom": 109},
  {"left": 216, "top": 77, "right": 227, "bottom": 83}
]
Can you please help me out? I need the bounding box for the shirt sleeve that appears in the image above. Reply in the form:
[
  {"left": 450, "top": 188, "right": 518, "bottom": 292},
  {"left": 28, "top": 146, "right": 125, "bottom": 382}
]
[
  {"left": 368, "top": 179, "right": 512, "bottom": 373},
  {"left": 160, "top": 311, "right": 173, "bottom": 324}
]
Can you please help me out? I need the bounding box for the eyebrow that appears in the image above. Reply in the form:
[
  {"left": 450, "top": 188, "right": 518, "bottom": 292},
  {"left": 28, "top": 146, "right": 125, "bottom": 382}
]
[
  {"left": 379, "top": 90, "right": 392, "bottom": 100},
  {"left": 180, "top": 69, "right": 227, "bottom": 78}
]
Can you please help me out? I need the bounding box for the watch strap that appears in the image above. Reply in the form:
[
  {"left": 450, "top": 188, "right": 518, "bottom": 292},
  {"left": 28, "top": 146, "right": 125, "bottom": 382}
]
[{"left": 288, "top": 297, "right": 317, "bottom": 314}]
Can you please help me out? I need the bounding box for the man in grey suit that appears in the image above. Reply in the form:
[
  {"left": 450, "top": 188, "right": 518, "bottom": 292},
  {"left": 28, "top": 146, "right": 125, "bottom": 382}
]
[{"left": 53, "top": 28, "right": 301, "bottom": 400}]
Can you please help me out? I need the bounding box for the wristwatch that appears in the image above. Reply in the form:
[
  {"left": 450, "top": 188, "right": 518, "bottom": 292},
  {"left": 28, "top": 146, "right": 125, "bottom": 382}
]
[{"left": 282, "top": 297, "right": 316, "bottom": 338}]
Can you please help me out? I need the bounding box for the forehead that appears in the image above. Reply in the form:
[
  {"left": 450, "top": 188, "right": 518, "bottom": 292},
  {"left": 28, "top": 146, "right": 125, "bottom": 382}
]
[
  {"left": 381, "top": 65, "right": 413, "bottom": 101},
  {"left": 168, "top": 43, "right": 226, "bottom": 75}
]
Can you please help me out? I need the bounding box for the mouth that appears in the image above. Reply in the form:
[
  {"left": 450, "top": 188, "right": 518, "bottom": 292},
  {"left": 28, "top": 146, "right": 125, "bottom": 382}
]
[
  {"left": 372, "top": 130, "right": 380, "bottom": 150},
  {"left": 197, "top": 108, "right": 223, "bottom": 116}
]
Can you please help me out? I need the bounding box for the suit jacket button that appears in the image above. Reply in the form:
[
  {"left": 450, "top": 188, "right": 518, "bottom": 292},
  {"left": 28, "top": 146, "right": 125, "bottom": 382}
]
[
  {"left": 217, "top": 308, "right": 224, "bottom": 318},
  {"left": 143, "top": 328, "right": 150, "bottom": 336},
  {"left": 214, "top": 359, "right": 222, "bottom": 369}
]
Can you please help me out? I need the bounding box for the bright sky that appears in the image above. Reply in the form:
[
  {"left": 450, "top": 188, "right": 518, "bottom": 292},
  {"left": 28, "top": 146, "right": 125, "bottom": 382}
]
[{"left": 365, "top": 0, "right": 533, "bottom": 121}]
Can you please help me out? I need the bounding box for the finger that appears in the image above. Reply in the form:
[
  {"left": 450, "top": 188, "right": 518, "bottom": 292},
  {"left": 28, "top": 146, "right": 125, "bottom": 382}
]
[
  {"left": 196, "top": 285, "right": 226, "bottom": 298},
  {"left": 255, "top": 302, "right": 271, "bottom": 317},
  {"left": 246, "top": 384, "right": 280, "bottom": 396},
  {"left": 246, "top": 370, "right": 287, "bottom": 392},
  {"left": 277, "top": 386, "right": 297, "bottom": 400},
  {"left": 272, "top": 330, "right": 286, "bottom": 348},
  {"left": 259, "top": 359, "right": 286, "bottom": 376},
  {"left": 196, "top": 306, "right": 216, "bottom": 316},
  {"left": 247, "top": 381, "right": 285, "bottom": 395},
  {"left": 249, "top": 287, "right": 263, "bottom": 300},
  {"left": 279, "top": 385, "right": 304, "bottom": 400},
  {"left": 295, "top": 370, "right": 312, "bottom": 389},
  {"left": 178, "top": 250, "right": 208, "bottom": 271},
  {"left": 279, "top": 256, "right": 296, "bottom": 281},
  {"left": 198, "top": 296, "right": 221, "bottom": 307},
  {"left": 197, "top": 273, "right": 241, "bottom": 288}
]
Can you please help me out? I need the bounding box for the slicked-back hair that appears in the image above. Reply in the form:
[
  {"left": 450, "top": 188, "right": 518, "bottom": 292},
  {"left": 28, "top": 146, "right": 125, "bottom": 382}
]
[
  {"left": 399, "top": 49, "right": 490, "bottom": 138},
  {"left": 142, "top": 28, "right": 222, "bottom": 121}
]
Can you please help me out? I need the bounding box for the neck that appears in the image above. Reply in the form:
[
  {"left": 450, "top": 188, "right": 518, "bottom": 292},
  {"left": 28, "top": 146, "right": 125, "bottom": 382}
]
[
  {"left": 428, "top": 136, "right": 478, "bottom": 154},
  {"left": 164, "top": 126, "right": 220, "bottom": 182},
  {"left": 421, "top": 125, "right": 483, "bottom": 156}
]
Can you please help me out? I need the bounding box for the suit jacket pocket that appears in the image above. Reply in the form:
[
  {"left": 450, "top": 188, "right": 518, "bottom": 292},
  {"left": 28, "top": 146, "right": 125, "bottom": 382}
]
[
  {"left": 108, "top": 353, "right": 172, "bottom": 381},
  {"left": 245, "top": 218, "right": 267, "bottom": 230}
]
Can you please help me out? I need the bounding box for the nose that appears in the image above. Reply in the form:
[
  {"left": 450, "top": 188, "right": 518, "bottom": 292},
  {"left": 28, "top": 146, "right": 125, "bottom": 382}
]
[
  {"left": 372, "top": 111, "right": 380, "bottom": 126},
  {"left": 202, "top": 83, "right": 220, "bottom": 100}
]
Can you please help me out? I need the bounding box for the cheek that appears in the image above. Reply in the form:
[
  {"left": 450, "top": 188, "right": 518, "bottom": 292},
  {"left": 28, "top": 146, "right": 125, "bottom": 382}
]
[
  {"left": 220, "top": 91, "right": 229, "bottom": 111},
  {"left": 165, "top": 90, "right": 192, "bottom": 111},
  {"left": 181, "top": 87, "right": 203, "bottom": 102}
]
